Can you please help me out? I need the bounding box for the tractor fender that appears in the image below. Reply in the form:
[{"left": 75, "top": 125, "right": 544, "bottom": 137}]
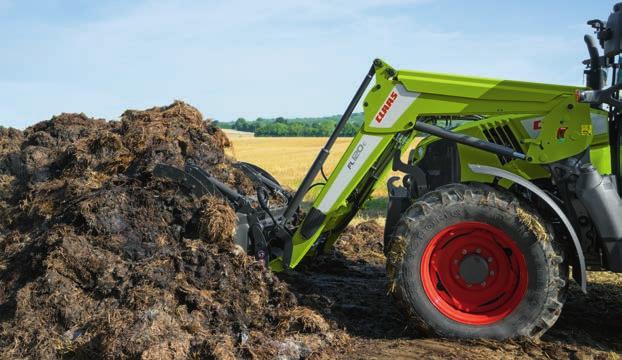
[{"left": 469, "top": 164, "right": 587, "bottom": 293}]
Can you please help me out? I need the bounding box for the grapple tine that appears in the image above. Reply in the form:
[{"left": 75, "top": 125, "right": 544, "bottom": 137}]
[
  {"left": 153, "top": 163, "right": 219, "bottom": 198},
  {"left": 184, "top": 164, "right": 247, "bottom": 208}
]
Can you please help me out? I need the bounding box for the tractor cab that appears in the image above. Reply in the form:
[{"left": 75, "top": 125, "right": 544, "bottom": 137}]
[{"left": 585, "top": 3, "right": 622, "bottom": 193}]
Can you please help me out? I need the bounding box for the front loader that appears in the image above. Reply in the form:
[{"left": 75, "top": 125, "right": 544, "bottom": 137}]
[{"left": 157, "top": 4, "right": 622, "bottom": 340}]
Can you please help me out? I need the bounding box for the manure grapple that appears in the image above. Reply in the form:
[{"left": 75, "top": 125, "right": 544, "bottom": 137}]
[{"left": 157, "top": 4, "right": 622, "bottom": 339}]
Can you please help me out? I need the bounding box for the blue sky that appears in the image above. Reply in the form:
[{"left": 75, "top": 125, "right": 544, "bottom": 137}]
[{"left": 0, "top": 0, "right": 615, "bottom": 128}]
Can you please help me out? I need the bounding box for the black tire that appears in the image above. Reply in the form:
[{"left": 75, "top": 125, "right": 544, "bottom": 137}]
[{"left": 386, "top": 183, "right": 567, "bottom": 339}]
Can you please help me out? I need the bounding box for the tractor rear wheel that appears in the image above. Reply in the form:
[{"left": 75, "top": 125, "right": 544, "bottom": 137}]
[{"left": 386, "top": 183, "right": 567, "bottom": 339}]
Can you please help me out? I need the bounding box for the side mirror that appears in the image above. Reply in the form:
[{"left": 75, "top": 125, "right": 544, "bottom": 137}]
[{"left": 603, "top": 4, "right": 622, "bottom": 57}]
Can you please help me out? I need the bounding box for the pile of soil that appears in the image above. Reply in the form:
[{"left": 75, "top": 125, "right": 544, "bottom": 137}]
[{"left": 0, "top": 102, "right": 346, "bottom": 359}]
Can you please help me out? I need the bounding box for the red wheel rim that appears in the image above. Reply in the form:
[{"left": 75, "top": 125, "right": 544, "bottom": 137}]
[{"left": 420, "top": 221, "right": 528, "bottom": 325}]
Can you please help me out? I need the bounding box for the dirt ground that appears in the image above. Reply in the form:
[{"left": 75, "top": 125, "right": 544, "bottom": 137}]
[{"left": 283, "top": 221, "right": 622, "bottom": 360}]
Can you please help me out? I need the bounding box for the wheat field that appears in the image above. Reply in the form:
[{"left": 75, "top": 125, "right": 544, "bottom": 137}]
[
  {"left": 226, "top": 137, "right": 350, "bottom": 189},
  {"left": 226, "top": 136, "right": 389, "bottom": 221}
]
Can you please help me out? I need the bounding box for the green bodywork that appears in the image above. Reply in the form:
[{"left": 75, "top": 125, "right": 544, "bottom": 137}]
[
  {"left": 415, "top": 109, "right": 610, "bottom": 182},
  {"left": 270, "top": 59, "right": 603, "bottom": 271}
]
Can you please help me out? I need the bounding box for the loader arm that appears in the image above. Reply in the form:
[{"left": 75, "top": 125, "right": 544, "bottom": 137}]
[{"left": 277, "top": 59, "right": 591, "bottom": 270}]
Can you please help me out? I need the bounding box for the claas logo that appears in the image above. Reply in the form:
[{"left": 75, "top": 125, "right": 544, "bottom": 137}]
[
  {"left": 533, "top": 120, "right": 542, "bottom": 130},
  {"left": 375, "top": 91, "right": 398, "bottom": 123}
]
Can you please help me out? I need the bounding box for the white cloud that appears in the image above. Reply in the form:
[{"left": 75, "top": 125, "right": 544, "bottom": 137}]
[{"left": 0, "top": 0, "right": 597, "bottom": 128}]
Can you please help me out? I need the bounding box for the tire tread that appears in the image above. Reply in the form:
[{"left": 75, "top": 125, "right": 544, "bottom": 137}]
[{"left": 386, "top": 183, "right": 567, "bottom": 339}]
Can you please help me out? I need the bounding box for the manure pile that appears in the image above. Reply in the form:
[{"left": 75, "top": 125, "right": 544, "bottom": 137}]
[{"left": 0, "top": 102, "right": 345, "bottom": 359}]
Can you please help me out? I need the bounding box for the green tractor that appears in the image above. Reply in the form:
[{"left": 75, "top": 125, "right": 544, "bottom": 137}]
[{"left": 156, "top": 4, "right": 622, "bottom": 339}]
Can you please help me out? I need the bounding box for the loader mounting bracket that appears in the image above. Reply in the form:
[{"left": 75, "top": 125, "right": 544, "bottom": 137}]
[{"left": 392, "top": 149, "right": 428, "bottom": 197}]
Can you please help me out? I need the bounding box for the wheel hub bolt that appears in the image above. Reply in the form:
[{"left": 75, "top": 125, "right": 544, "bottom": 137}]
[
  {"left": 481, "top": 281, "right": 487, "bottom": 286},
  {"left": 455, "top": 274, "right": 460, "bottom": 279},
  {"left": 476, "top": 248, "right": 481, "bottom": 254},
  {"left": 490, "top": 270, "right": 495, "bottom": 276},
  {"left": 462, "top": 249, "right": 467, "bottom": 255},
  {"left": 487, "top": 257, "right": 493, "bottom": 263},
  {"left": 454, "top": 259, "right": 459, "bottom": 264}
]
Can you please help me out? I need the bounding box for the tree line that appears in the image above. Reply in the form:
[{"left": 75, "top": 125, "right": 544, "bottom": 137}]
[{"left": 216, "top": 113, "right": 364, "bottom": 137}]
